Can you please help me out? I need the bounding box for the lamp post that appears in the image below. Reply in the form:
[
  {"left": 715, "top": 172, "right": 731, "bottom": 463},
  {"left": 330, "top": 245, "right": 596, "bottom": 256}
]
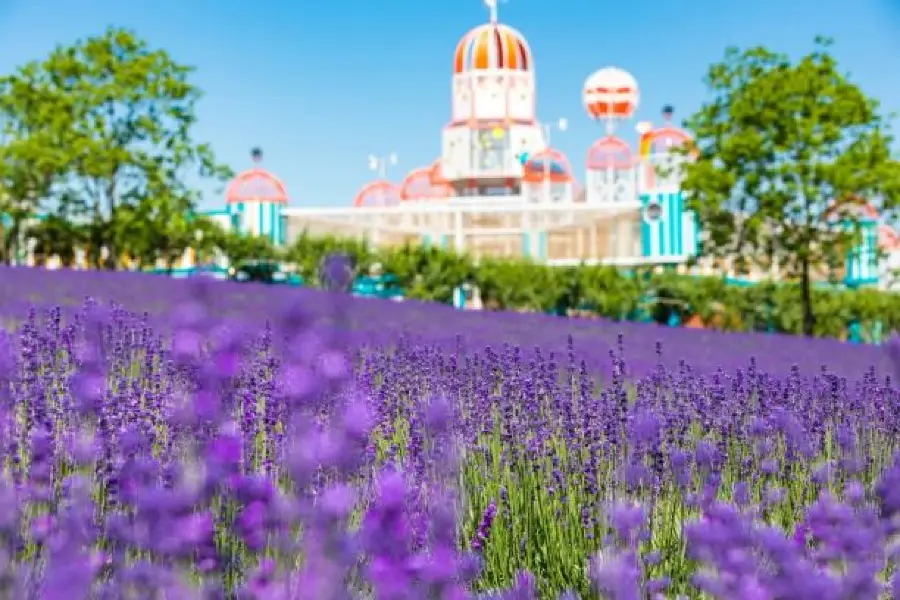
[
  {"left": 367, "top": 153, "right": 398, "bottom": 208},
  {"left": 367, "top": 153, "right": 398, "bottom": 179},
  {"left": 541, "top": 117, "right": 568, "bottom": 149}
]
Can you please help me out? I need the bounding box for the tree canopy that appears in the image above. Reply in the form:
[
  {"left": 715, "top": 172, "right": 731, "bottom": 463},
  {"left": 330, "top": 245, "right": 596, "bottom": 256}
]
[
  {"left": 0, "top": 26, "right": 231, "bottom": 268},
  {"left": 680, "top": 36, "right": 900, "bottom": 335}
]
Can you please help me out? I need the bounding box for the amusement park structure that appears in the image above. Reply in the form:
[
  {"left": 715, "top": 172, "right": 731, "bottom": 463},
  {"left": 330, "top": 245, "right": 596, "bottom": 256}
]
[
  {"left": 5, "top": 0, "right": 899, "bottom": 291},
  {"left": 269, "top": 1, "right": 706, "bottom": 271}
]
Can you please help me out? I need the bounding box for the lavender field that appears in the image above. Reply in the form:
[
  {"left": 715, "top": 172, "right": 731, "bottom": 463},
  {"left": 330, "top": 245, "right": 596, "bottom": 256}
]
[{"left": 1, "top": 266, "right": 900, "bottom": 598}]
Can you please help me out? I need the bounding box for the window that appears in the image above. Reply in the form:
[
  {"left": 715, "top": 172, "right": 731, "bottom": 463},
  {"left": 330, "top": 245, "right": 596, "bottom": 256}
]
[{"left": 472, "top": 128, "right": 509, "bottom": 171}]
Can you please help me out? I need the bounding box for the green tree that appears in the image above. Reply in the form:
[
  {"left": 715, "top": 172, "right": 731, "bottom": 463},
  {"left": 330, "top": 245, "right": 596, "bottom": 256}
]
[
  {"left": 112, "top": 193, "right": 208, "bottom": 271},
  {"left": 26, "top": 213, "right": 88, "bottom": 267},
  {"left": 0, "top": 27, "right": 231, "bottom": 269},
  {"left": 378, "top": 243, "right": 474, "bottom": 303},
  {"left": 681, "top": 37, "right": 900, "bottom": 335},
  {"left": 283, "top": 232, "right": 372, "bottom": 284},
  {"left": 212, "top": 227, "right": 278, "bottom": 269},
  {"left": 0, "top": 63, "right": 81, "bottom": 264}
]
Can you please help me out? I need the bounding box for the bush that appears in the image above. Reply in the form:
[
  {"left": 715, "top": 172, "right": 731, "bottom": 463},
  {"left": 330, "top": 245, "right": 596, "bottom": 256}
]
[{"left": 280, "top": 234, "right": 898, "bottom": 339}]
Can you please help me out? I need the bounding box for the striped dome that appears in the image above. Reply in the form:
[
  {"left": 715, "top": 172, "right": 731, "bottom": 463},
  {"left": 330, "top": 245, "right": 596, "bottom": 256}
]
[
  {"left": 453, "top": 23, "right": 531, "bottom": 74},
  {"left": 353, "top": 180, "right": 402, "bottom": 208},
  {"left": 586, "top": 136, "right": 634, "bottom": 170},
  {"left": 522, "top": 149, "right": 573, "bottom": 183},
  {"left": 226, "top": 168, "right": 288, "bottom": 205},
  {"left": 401, "top": 163, "right": 454, "bottom": 201}
]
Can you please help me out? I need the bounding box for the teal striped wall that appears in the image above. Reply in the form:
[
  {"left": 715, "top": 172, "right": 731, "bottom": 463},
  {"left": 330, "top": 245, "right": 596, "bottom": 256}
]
[
  {"left": 846, "top": 220, "right": 879, "bottom": 287},
  {"left": 227, "top": 202, "right": 283, "bottom": 246},
  {"left": 537, "top": 232, "right": 548, "bottom": 260},
  {"left": 640, "top": 192, "right": 698, "bottom": 261},
  {"left": 422, "top": 234, "right": 449, "bottom": 249},
  {"left": 521, "top": 232, "right": 548, "bottom": 260}
]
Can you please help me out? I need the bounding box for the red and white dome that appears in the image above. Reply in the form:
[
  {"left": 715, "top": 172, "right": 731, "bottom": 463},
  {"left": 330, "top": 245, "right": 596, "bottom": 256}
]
[
  {"left": 643, "top": 126, "right": 693, "bottom": 154},
  {"left": 401, "top": 164, "right": 454, "bottom": 201},
  {"left": 429, "top": 160, "right": 450, "bottom": 187},
  {"left": 583, "top": 67, "right": 640, "bottom": 121},
  {"left": 522, "top": 149, "right": 574, "bottom": 184},
  {"left": 226, "top": 167, "right": 289, "bottom": 205},
  {"left": 353, "top": 181, "right": 402, "bottom": 208},
  {"left": 454, "top": 22, "right": 532, "bottom": 74}
]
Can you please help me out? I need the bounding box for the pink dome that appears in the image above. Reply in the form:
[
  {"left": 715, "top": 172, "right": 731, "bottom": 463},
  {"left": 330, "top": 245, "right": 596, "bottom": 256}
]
[
  {"left": 400, "top": 165, "right": 454, "bottom": 201},
  {"left": 226, "top": 167, "right": 288, "bottom": 205},
  {"left": 586, "top": 136, "right": 634, "bottom": 170},
  {"left": 639, "top": 126, "right": 694, "bottom": 157},
  {"left": 353, "top": 180, "right": 402, "bottom": 208}
]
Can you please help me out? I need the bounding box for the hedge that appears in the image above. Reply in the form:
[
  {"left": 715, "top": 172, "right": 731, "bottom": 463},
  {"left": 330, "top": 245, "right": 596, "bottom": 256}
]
[{"left": 280, "top": 232, "right": 897, "bottom": 341}]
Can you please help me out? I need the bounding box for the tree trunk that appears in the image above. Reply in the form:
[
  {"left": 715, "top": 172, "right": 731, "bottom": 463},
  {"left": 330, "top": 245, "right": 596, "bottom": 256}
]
[
  {"left": 800, "top": 257, "right": 815, "bottom": 336},
  {"left": 0, "top": 233, "right": 9, "bottom": 266}
]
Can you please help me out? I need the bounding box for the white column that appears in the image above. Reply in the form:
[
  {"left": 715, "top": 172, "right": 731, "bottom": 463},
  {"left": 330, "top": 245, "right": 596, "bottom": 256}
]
[
  {"left": 369, "top": 215, "right": 381, "bottom": 247},
  {"left": 454, "top": 208, "right": 464, "bottom": 252}
]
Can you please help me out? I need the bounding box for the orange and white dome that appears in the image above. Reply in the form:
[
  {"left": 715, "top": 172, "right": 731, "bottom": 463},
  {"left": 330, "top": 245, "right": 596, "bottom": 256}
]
[{"left": 453, "top": 22, "right": 532, "bottom": 74}]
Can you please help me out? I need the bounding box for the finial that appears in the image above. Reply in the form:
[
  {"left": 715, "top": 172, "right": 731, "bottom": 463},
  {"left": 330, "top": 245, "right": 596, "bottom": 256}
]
[
  {"left": 251, "top": 147, "right": 263, "bottom": 163},
  {"left": 484, "top": 0, "right": 498, "bottom": 23},
  {"left": 662, "top": 105, "right": 674, "bottom": 123}
]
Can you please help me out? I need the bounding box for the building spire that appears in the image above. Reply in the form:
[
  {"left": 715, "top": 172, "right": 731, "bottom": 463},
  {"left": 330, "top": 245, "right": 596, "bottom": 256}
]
[{"left": 484, "top": 0, "right": 498, "bottom": 23}]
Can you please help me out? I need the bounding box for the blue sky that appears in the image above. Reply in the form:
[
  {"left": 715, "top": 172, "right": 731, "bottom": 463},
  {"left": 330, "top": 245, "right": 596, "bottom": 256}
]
[{"left": 1, "top": 0, "right": 899, "bottom": 209}]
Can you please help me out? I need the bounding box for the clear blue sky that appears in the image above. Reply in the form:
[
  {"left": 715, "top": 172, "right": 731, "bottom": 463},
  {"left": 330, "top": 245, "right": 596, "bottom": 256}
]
[{"left": 1, "top": 0, "right": 899, "bottom": 210}]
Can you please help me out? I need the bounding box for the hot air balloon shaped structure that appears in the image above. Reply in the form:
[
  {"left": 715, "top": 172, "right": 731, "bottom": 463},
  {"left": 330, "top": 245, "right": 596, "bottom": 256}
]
[
  {"left": 582, "top": 68, "right": 640, "bottom": 207},
  {"left": 582, "top": 67, "right": 640, "bottom": 134}
]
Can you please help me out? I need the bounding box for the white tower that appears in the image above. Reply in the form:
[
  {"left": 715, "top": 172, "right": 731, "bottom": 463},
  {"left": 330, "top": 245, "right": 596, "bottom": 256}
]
[{"left": 441, "top": 0, "right": 545, "bottom": 195}]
